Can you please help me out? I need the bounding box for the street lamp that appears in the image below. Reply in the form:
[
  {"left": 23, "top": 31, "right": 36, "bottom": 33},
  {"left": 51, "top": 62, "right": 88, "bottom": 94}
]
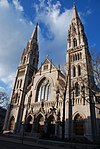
[
  {"left": 55, "top": 81, "right": 67, "bottom": 140},
  {"left": 20, "top": 89, "right": 31, "bottom": 144},
  {"left": 56, "top": 88, "right": 60, "bottom": 108}
]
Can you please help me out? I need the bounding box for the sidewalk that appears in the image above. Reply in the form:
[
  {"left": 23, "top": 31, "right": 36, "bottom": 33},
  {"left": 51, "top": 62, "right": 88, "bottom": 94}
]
[{"left": 0, "top": 134, "right": 99, "bottom": 149}]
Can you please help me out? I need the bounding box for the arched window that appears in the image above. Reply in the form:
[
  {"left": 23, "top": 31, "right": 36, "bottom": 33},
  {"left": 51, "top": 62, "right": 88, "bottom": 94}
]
[
  {"left": 69, "top": 41, "right": 71, "bottom": 48},
  {"left": 73, "top": 55, "right": 75, "bottom": 61},
  {"left": 19, "top": 79, "right": 22, "bottom": 88},
  {"left": 77, "top": 53, "right": 80, "bottom": 60},
  {"left": 46, "top": 85, "right": 51, "bottom": 100},
  {"left": 75, "top": 83, "right": 80, "bottom": 96},
  {"left": 70, "top": 55, "right": 72, "bottom": 62},
  {"left": 80, "top": 52, "right": 82, "bottom": 59},
  {"left": 23, "top": 56, "right": 26, "bottom": 64},
  {"left": 78, "top": 65, "right": 81, "bottom": 76},
  {"left": 15, "top": 93, "right": 18, "bottom": 103},
  {"left": 36, "top": 78, "right": 51, "bottom": 102},
  {"left": 73, "top": 66, "right": 76, "bottom": 77},
  {"left": 75, "top": 54, "right": 77, "bottom": 61},
  {"left": 73, "top": 38, "right": 77, "bottom": 47},
  {"left": 16, "top": 80, "right": 19, "bottom": 88}
]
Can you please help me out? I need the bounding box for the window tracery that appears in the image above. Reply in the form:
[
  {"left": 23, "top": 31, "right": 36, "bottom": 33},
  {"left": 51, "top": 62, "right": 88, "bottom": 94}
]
[
  {"left": 36, "top": 78, "right": 51, "bottom": 102},
  {"left": 75, "top": 82, "right": 80, "bottom": 96},
  {"left": 78, "top": 65, "right": 81, "bottom": 76},
  {"left": 73, "top": 38, "right": 77, "bottom": 47},
  {"left": 73, "top": 66, "right": 76, "bottom": 77}
]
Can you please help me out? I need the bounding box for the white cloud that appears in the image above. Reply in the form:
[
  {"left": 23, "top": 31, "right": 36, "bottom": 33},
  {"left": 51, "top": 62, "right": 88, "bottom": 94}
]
[
  {"left": 33, "top": 0, "right": 72, "bottom": 65},
  {"left": 0, "top": 0, "right": 9, "bottom": 8},
  {"left": 12, "top": 0, "right": 23, "bottom": 11},
  {"left": 0, "top": 0, "right": 73, "bottom": 93},
  {"left": 0, "top": 0, "right": 34, "bottom": 90},
  {"left": 0, "top": 86, "right": 6, "bottom": 92}
]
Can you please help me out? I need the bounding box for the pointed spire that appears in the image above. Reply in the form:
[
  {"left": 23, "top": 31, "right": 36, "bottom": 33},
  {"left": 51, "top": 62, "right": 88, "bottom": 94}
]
[
  {"left": 72, "top": 3, "right": 79, "bottom": 20},
  {"left": 23, "top": 23, "right": 38, "bottom": 55},
  {"left": 29, "top": 23, "right": 38, "bottom": 44}
]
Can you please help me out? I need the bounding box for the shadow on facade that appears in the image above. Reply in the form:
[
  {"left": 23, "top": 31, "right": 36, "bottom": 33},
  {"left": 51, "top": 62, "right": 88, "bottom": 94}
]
[
  {"left": 20, "top": 114, "right": 100, "bottom": 144},
  {"left": 5, "top": 112, "right": 100, "bottom": 144}
]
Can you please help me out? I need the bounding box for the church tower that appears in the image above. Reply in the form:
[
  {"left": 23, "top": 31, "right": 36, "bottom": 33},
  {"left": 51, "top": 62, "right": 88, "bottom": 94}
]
[
  {"left": 3, "top": 24, "right": 39, "bottom": 132},
  {"left": 66, "top": 4, "right": 97, "bottom": 141}
]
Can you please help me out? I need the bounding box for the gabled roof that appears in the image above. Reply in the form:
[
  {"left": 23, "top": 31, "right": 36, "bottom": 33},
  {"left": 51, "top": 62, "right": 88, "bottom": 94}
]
[{"left": 38, "top": 56, "right": 58, "bottom": 72}]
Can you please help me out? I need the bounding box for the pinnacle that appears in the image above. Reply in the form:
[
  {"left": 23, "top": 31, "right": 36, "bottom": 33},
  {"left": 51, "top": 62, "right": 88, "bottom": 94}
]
[
  {"left": 30, "top": 23, "right": 38, "bottom": 42},
  {"left": 72, "top": 3, "right": 79, "bottom": 20}
]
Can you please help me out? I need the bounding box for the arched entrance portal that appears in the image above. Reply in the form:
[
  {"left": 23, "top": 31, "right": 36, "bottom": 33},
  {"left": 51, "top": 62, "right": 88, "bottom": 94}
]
[
  {"left": 25, "top": 115, "right": 33, "bottom": 132},
  {"left": 36, "top": 114, "right": 45, "bottom": 134},
  {"left": 9, "top": 116, "right": 15, "bottom": 130},
  {"left": 73, "top": 113, "right": 84, "bottom": 135},
  {"left": 47, "top": 115, "right": 55, "bottom": 137}
]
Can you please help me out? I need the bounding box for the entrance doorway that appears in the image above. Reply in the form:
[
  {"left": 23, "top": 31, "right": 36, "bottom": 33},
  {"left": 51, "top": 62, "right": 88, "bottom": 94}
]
[
  {"left": 73, "top": 113, "right": 84, "bottom": 135},
  {"left": 9, "top": 116, "right": 15, "bottom": 130},
  {"left": 25, "top": 115, "right": 33, "bottom": 132},
  {"left": 47, "top": 115, "right": 55, "bottom": 137},
  {"left": 35, "top": 114, "right": 45, "bottom": 134}
]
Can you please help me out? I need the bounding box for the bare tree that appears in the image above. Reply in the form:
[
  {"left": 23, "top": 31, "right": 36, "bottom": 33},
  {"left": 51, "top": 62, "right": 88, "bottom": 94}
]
[
  {"left": 0, "top": 91, "right": 9, "bottom": 109},
  {"left": 54, "top": 51, "right": 100, "bottom": 141},
  {"left": 91, "top": 49, "right": 100, "bottom": 89}
]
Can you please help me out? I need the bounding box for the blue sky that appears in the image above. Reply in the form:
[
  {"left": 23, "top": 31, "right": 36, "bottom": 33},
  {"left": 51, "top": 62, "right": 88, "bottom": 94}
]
[{"left": 0, "top": 0, "right": 100, "bottom": 95}]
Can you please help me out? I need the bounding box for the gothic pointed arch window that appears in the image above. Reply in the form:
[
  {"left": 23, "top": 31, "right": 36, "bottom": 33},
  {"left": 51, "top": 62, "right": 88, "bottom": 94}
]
[
  {"left": 75, "top": 82, "right": 80, "bottom": 96},
  {"left": 73, "top": 66, "right": 76, "bottom": 77},
  {"left": 16, "top": 80, "right": 19, "bottom": 88},
  {"left": 73, "top": 55, "right": 75, "bottom": 61},
  {"left": 75, "top": 54, "right": 77, "bottom": 60},
  {"left": 15, "top": 93, "right": 18, "bottom": 103},
  {"left": 78, "top": 65, "right": 81, "bottom": 76},
  {"left": 73, "top": 38, "right": 77, "bottom": 47},
  {"left": 19, "top": 79, "right": 22, "bottom": 88},
  {"left": 70, "top": 55, "right": 72, "bottom": 62},
  {"left": 36, "top": 78, "right": 51, "bottom": 102},
  {"left": 77, "top": 53, "right": 80, "bottom": 60},
  {"left": 80, "top": 52, "right": 82, "bottom": 59},
  {"left": 23, "top": 56, "right": 26, "bottom": 64}
]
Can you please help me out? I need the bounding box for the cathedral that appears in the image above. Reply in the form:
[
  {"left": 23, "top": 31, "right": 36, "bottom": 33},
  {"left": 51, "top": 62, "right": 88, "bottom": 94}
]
[{"left": 3, "top": 4, "right": 100, "bottom": 142}]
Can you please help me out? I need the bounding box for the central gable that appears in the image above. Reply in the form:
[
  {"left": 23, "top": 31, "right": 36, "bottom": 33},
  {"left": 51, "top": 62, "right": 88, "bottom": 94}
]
[{"left": 38, "top": 56, "right": 57, "bottom": 73}]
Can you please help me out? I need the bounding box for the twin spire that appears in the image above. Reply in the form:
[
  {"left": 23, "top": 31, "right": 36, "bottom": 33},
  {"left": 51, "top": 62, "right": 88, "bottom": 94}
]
[
  {"left": 25, "top": 3, "right": 85, "bottom": 53},
  {"left": 72, "top": 3, "right": 80, "bottom": 20},
  {"left": 28, "top": 4, "right": 79, "bottom": 48},
  {"left": 72, "top": 3, "right": 79, "bottom": 20},
  {"left": 21, "top": 23, "right": 38, "bottom": 63},
  {"left": 29, "top": 23, "right": 38, "bottom": 44}
]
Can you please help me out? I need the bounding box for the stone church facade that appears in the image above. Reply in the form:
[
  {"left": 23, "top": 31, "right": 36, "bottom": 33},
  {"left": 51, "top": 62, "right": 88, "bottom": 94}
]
[{"left": 3, "top": 5, "right": 100, "bottom": 142}]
